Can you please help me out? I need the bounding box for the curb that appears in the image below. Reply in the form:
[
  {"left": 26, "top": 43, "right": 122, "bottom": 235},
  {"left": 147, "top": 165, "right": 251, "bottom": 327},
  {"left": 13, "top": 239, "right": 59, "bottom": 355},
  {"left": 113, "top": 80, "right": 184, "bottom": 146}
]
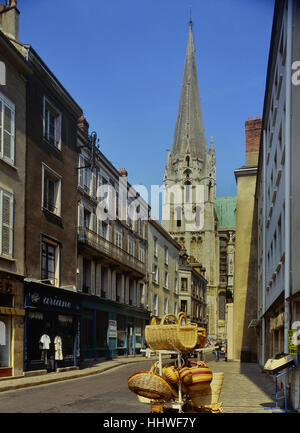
[{"left": 0, "top": 357, "right": 149, "bottom": 394}]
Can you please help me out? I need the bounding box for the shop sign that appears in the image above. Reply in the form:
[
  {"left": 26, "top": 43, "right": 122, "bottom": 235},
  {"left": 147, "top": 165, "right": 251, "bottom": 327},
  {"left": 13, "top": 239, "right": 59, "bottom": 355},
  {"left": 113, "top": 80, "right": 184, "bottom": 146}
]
[
  {"left": 288, "top": 330, "right": 298, "bottom": 356},
  {"left": 108, "top": 320, "right": 117, "bottom": 338},
  {"left": 25, "top": 288, "right": 81, "bottom": 314}
]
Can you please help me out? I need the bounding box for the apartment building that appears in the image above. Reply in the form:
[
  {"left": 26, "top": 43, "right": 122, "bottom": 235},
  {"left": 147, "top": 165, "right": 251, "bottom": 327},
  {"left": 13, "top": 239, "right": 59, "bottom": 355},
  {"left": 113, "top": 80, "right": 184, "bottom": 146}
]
[
  {"left": 0, "top": 7, "right": 31, "bottom": 377},
  {"left": 178, "top": 250, "right": 208, "bottom": 329},
  {"left": 77, "top": 120, "right": 150, "bottom": 358},
  {"left": 256, "top": 0, "right": 300, "bottom": 409}
]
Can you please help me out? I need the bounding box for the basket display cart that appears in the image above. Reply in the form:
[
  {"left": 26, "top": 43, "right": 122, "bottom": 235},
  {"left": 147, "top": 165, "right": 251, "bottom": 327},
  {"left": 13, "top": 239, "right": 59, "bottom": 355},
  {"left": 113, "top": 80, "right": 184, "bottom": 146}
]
[{"left": 128, "top": 313, "right": 224, "bottom": 413}]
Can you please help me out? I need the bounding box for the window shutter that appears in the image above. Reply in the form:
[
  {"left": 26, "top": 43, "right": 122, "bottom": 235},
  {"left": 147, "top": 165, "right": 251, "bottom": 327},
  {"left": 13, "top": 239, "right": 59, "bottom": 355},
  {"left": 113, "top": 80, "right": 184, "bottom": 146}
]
[
  {"left": 92, "top": 171, "right": 97, "bottom": 199},
  {"left": 78, "top": 155, "right": 84, "bottom": 187},
  {"left": 92, "top": 213, "right": 97, "bottom": 233},
  {"left": 55, "top": 113, "right": 62, "bottom": 148},
  {"left": 1, "top": 191, "right": 13, "bottom": 256}
]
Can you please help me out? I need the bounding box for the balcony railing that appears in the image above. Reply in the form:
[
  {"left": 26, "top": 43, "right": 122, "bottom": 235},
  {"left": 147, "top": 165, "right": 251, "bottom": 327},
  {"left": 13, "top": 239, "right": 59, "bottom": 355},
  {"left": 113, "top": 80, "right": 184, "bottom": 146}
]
[{"left": 78, "top": 226, "right": 145, "bottom": 275}]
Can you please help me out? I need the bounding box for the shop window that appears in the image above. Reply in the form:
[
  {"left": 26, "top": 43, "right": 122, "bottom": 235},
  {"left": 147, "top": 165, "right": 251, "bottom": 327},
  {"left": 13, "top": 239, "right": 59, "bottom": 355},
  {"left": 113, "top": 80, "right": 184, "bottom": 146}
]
[
  {"left": 96, "top": 310, "right": 108, "bottom": 348},
  {"left": 57, "top": 315, "right": 74, "bottom": 358},
  {"left": 117, "top": 315, "right": 126, "bottom": 348},
  {"left": 41, "top": 237, "right": 60, "bottom": 286},
  {"left": 135, "top": 319, "right": 143, "bottom": 350},
  {"left": 0, "top": 315, "right": 11, "bottom": 367},
  {"left": 82, "top": 310, "right": 93, "bottom": 349}
]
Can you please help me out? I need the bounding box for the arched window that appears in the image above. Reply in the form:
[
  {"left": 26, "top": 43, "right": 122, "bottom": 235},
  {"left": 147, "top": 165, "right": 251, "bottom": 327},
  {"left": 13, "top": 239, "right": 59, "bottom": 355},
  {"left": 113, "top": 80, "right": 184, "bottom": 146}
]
[{"left": 186, "top": 156, "right": 190, "bottom": 167}]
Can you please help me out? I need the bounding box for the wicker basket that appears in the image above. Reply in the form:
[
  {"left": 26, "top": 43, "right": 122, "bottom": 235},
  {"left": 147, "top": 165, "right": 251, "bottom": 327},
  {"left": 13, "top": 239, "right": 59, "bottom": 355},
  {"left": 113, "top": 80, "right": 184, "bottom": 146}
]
[
  {"left": 188, "top": 372, "right": 224, "bottom": 407},
  {"left": 162, "top": 365, "right": 180, "bottom": 384},
  {"left": 145, "top": 312, "right": 198, "bottom": 352},
  {"left": 128, "top": 363, "right": 178, "bottom": 401}
]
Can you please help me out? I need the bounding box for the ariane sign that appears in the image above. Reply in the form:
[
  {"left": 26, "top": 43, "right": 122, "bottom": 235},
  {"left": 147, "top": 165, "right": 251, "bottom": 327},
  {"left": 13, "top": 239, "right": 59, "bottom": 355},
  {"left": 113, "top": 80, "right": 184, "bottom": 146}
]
[{"left": 24, "top": 283, "right": 81, "bottom": 315}]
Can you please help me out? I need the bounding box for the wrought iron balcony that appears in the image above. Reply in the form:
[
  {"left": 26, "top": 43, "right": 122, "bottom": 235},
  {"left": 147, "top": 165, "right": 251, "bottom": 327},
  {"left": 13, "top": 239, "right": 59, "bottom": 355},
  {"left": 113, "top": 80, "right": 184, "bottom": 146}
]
[{"left": 77, "top": 226, "right": 145, "bottom": 275}]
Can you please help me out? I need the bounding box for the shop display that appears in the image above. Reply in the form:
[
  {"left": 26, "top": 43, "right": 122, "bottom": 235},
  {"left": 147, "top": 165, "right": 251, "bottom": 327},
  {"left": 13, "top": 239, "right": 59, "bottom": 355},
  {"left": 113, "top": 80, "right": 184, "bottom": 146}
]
[{"left": 128, "top": 312, "right": 224, "bottom": 413}]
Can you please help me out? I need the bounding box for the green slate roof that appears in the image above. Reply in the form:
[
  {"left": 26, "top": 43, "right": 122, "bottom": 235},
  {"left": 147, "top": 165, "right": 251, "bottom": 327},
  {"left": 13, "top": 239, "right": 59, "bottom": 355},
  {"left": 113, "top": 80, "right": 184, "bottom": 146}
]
[{"left": 214, "top": 196, "right": 236, "bottom": 228}]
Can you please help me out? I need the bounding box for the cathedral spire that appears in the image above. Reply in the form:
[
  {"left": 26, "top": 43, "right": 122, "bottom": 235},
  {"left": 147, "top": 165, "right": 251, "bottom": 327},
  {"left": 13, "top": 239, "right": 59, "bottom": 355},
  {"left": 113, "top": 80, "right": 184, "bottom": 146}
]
[{"left": 170, "top": 20, "right": 207, "bottom": 160}]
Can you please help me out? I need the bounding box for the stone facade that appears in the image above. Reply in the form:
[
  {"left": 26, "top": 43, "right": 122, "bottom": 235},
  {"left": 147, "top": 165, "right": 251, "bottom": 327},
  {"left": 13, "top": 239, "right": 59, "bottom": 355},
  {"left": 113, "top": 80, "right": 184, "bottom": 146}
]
[{"left": 0, "top": 7, "right": 30, "bottom": 377}]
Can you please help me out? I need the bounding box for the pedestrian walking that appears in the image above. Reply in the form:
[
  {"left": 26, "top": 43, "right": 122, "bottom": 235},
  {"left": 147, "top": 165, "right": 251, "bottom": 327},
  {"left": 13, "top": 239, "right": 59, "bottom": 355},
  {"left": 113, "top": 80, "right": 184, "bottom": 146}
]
[
  {"left": 224, "top": 342, "right": 228, "bottom": 362},
  {"left": 214, "top": 340, "right": 221, "bottom": 362}
]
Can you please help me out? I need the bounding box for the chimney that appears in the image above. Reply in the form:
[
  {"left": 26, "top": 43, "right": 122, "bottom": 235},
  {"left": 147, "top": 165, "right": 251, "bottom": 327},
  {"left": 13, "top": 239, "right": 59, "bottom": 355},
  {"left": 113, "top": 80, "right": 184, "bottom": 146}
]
[
  {"left": 245, "top": 116, "right": 262, "bottom": 166},
  {"left": 77, "top": 115, "right": 89, "bottom": 137},
  {"left": 0, "top": 1, "right": 19, "bottom": 41},
  {"left": 118, "top": 168, "right": 128, "bottom": 177}
]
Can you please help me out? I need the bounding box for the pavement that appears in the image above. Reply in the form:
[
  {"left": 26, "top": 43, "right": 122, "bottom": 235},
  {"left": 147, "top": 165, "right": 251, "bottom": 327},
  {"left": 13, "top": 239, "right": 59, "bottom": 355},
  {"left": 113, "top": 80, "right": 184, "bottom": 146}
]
[
  {"left": 0, "top": 355, "right": 149, "bottom": 393},
  {"left": 0, "top": 353, "right": 283, "bottom": 413},
  {"left": 207, "top": 355, "right": 278, "bottom": 413}
]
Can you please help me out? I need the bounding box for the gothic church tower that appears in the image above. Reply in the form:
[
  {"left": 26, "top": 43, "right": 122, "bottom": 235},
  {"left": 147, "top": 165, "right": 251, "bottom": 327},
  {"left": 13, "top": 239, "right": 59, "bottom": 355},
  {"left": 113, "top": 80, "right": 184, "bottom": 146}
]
[{"left": 162, "top": 20, "right": 219, "bottom": 337}]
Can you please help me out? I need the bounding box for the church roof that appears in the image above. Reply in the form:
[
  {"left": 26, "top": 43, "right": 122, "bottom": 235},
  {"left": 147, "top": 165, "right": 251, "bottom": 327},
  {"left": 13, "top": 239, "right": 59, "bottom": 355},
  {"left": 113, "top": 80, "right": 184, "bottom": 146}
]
[
  {"left": 171, "top": 21, "right": 207, "bottom": 160},
  {"left": 214, "top": 196, "right": 237, "bottom": 228}
]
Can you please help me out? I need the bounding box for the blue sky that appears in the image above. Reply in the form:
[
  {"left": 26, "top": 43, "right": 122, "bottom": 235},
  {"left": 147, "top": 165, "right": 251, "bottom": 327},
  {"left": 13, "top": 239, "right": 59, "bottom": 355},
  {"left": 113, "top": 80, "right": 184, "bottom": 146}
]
[{"left": 20, "top": 0, "right": 274, "bottom": 210}]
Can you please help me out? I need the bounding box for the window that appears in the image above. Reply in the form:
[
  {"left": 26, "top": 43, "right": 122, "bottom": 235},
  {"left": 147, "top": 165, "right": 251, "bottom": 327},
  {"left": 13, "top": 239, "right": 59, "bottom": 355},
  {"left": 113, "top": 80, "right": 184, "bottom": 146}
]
[
  {"left": 164, "top": 271, "right": 169, "bottom": 289},
  {"left": 152, "top": 294, "right": 158, "bottom": 316},
  {"left": 0, "top": 189, "right": 13, "bottom": 257},
  {"left": 115, "top": 227, "right": 123, "bottom": 249},
  {"left": 180, "top": 300, "right": 187, "bottom": 313},
  {"left": 154, "top": 237, "right": 158, "bottom": 257},
  {"left": 42, "top": 165, "right": 61, "bottom": 216},
  {"left": 163, "top": 297, "right": 169, "bottom": 314},
  {"left": 181, "top": 278, "right": 188, "bottom": 292},
  {"left": 164, "top": 246, "right": 168, "bottom": 265},
  {"left": 174, "top": 278, "right": 178, "bottom": 294},
  {"left": 153, "top": 264, "right": 159, "bottom": 284},
  {"left": 41, "top": 238, "right": 60, "bottom": 285},
  {"left": 128, "top": 236, "right": 135, "bottom": 257},
  {"left": 82, "top": 258, "right": 91, "bottom": 293},
  {"left": 0, "top": 92, "right": 15, "bottom": 164},
  {"left": 139, "top": 244, "right": 145, "bottom": 263},
  {"left": 43, "top": 97, "right": 62, "bottom": 148},
  {"left": 174, "top": 302, "right": 179, "bottom": 316}
]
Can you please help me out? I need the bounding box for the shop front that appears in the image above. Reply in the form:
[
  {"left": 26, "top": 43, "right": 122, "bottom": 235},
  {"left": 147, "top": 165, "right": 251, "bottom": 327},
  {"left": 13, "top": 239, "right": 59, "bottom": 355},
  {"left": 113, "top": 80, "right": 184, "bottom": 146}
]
[
  {"left": 0, "top": 272, "right": 24, "bottom": 378},
  {"left": 24, "top": 282, "right": 82, "bottom": 372},
  {"left": 81, "top": 296, "right": 150, "bottom": 360}
]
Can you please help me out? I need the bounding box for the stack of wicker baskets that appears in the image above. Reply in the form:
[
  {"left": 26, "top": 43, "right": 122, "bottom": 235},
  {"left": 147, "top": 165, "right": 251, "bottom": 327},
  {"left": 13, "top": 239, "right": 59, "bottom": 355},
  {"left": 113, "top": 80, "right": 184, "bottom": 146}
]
[{"left": 127, "top": 312, "right": 224, "bottom": 413}]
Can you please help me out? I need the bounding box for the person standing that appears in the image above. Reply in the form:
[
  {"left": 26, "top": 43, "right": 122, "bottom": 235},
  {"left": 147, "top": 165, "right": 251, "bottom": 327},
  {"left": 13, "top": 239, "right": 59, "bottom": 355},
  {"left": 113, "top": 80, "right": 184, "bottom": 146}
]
[
  {"left": 214, "top": 340, "right": 221, "bottom": 362},
  {"left": 224, "top": 342, "right": 228, "bottom": 362}
]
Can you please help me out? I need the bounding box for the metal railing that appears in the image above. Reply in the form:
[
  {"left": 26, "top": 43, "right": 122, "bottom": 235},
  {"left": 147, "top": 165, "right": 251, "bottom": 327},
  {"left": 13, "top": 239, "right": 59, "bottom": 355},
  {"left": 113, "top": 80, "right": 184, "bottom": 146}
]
[{"left": 77, "top": 226, "right": 146, "bottom": 275}]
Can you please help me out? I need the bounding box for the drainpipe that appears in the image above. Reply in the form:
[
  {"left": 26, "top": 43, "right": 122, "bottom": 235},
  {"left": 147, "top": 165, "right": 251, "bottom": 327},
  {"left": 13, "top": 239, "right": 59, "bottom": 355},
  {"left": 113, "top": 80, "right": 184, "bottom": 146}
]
[
  {"left": 284, "top": 0, "right": 293, "bottom": 355},
  {"left": 262, "top": 129, "right": 267, "bottom": 366}
]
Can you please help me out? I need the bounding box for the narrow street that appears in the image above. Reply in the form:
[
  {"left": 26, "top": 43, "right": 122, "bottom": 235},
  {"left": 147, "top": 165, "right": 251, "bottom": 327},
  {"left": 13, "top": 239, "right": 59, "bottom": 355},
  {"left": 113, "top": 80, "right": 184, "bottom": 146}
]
[{"left": 0, "top": 356, "right": 276, "bottom": 413}]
